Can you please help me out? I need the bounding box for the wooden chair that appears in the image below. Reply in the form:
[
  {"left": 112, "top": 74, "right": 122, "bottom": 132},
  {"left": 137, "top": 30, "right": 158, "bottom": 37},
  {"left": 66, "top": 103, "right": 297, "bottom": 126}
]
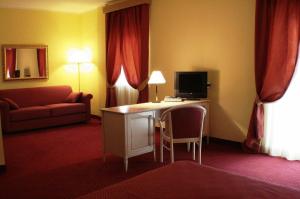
[{"left": 159, "top": 104, "right": 206, "bottom": 164}]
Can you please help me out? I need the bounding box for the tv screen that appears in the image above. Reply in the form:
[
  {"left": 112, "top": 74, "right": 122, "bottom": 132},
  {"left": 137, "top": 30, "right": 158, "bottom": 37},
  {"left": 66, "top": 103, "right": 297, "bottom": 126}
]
[{"left": 175, "top": 71, "right": 207, "bottom": 99}]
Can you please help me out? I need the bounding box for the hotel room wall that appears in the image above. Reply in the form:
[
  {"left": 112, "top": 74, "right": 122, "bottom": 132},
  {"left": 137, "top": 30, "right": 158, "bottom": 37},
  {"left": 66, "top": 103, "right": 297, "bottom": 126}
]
[
  {"left": 80, "top": 9, "right": 106, "bottom": 116},
  {"left": 0, "top": 8, "right": 106, "bottom": 116},
  {"left": 150, "top": 0, "right": 256, "bottom": 142}
]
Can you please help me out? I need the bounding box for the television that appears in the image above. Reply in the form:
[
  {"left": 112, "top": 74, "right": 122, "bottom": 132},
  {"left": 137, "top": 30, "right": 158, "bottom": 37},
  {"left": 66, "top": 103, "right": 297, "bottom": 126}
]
[{"left": 175, "top": 71, "right": 208, "bottom": 99}]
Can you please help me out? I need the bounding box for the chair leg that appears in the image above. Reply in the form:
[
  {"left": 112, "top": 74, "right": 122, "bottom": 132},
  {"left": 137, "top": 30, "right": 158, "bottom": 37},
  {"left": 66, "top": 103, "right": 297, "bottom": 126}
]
[
  {"left": 160, "top": 144, "right": 164, "bottom": 163},
  {"left": 187, "top": 142, "right": 191, "bottom": 152},
  {"left": 198, "top": 140, "right": 202, "bottom": 165},
  {"left": 153, "top": 119, "right": 156, "bottom": 162},
  {"left": 192, "top": 142, "right": 196, "bottom": 160},
  {"left": 103, "top": 153, "right": 106, "bottom": 163},
  {"left": 160, "top": 130, "right": 164, "bottom": 163},
  {"left": 206, "top": 136, "right": 209, "bottom": 144},
  {"left": 170, "top": 142, "right": 174, "bottom": 163},
  {"left": 124, "top": 158, "right": 128, "bottom": 172}
]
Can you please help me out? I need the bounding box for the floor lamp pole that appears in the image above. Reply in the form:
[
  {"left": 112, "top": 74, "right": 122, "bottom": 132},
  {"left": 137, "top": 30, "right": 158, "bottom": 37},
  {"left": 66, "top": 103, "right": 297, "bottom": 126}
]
[{"left": 77, "top": 63, "right": 81, "bottom": 92}]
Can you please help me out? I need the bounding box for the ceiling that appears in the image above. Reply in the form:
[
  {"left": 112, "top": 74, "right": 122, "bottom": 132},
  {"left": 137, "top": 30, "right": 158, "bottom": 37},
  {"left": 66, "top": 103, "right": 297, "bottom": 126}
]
[{"left": 0, "top": 0, "right": 112, "bottom": 13}]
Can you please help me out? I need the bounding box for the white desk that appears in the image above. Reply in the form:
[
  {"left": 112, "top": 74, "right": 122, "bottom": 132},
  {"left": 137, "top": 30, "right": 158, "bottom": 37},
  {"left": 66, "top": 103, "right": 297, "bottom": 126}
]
[{"left": 101, "top": 100, "right": 210, "bottom": 172}]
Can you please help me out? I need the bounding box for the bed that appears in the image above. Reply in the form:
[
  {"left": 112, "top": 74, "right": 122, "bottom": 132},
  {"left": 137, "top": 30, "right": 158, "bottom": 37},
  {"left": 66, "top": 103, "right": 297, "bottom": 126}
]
[{"left": 78, "top": 161, "right": 300, "bottom": 199}]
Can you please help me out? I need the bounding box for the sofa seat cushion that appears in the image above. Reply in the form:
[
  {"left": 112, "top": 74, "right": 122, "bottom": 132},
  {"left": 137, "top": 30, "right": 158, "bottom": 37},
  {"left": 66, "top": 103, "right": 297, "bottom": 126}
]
[
  {"left": 10, "top": 106, "right": 51, "bottom": 122},
  {"left": 46, "top": 103, "right": 86, "bottom": 116}
]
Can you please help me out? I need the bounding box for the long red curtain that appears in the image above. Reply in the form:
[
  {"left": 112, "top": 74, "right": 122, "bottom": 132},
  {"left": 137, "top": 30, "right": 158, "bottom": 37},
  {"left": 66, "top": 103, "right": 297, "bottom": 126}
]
[
  {"left": 122, "top": 4, "right": 149, "bottom": 103},
  {"left": 37, "top": 48, "right": 47, "bottom": 77},
  {"left": 5, "top": 48, "right": 16, "bottom": 78},
  {"left": 244, "top": 0, "right": 300, "bottom": 152},
  {"left": 105, "top": 4, "right": 149, "bottom": 107}
]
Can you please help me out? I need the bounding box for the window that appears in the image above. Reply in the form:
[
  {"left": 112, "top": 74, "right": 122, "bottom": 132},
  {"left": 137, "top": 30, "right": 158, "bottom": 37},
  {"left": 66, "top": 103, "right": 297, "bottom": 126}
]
[
  {"left": 262, "top": 51, "right": 300, "bottom": 160},
  {"left": 115, "top": 66, "right": 138, "bottom": 106}
]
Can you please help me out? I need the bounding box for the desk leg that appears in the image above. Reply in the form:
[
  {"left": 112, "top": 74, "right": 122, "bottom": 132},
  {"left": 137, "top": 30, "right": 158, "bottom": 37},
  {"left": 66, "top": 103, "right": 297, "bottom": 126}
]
[
  {"left": 187, "top": 142, "right": 191, "bottom": 152},
  {"left": 152, "top": 115, "right": 156, "bottom": 162},
  {"left": 124, "top": 158, "right": 128, "bottom": 172}
]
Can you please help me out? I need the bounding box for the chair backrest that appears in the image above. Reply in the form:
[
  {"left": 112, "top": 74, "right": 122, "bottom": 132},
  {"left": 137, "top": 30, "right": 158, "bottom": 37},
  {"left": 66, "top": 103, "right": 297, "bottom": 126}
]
[{"left": 160, "top": 104, "right": 206, "bottom": 139}]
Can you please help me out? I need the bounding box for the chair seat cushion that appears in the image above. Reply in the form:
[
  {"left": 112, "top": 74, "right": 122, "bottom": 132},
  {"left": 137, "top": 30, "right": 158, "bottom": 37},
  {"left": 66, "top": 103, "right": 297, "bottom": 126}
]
[
  {"left": 46, "top": 103, "right": 86, "bottom": 116},
  {"left": 10, "top": 106, "right": 51, "bottom": 122}
]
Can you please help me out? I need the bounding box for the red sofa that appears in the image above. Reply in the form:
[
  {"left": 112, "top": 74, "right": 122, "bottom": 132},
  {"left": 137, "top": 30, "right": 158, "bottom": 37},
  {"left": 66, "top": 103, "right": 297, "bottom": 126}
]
[{"left": 0, "top": 85, "right": 93, "bottom": 133}]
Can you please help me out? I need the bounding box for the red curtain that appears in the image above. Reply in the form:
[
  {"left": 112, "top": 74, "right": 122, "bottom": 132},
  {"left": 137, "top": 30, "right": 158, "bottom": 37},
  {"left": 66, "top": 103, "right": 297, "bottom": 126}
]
[
  {"left": 37, "top": 48, "right": 46, "bottom": 77},
  {"left": 244, "top": 0, "right": 300, "bottom": 152},
  {"left": 105, "top": 4, "right": 149, "bottom": 107},
  {"left": 105, "top": 11, "right": 123, "bottom": 107},
  {"left": 122, "top": 4, "right": 149, "bottom": 103},
  {"left": 5, "top": 48, "right": 16, "bottom": 78}
]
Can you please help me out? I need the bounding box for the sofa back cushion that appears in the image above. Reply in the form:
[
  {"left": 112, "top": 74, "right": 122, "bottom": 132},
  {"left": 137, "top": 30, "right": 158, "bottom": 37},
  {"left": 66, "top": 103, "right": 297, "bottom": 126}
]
[
  {"left": 64, "top": 92, "right": 83, "bottom": 103},
  {"left": 0, "top": 86, "right": 73, "bottom": 108},
  {"left": 1, "top": 98, "right": 20, "bottom": 110}
]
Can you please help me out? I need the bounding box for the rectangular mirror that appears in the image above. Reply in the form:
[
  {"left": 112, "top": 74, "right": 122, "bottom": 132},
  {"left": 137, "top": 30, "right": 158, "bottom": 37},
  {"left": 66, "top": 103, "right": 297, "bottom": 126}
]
[{"left": 2, "top": 44, "right": 48, "bottom": 81}]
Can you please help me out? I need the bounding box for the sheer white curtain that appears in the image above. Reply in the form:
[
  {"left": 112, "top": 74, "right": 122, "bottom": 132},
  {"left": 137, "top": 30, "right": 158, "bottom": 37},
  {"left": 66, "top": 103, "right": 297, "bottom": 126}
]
[
  {"left": 115, "top": 66, "right": 138, "bottom": 106},
  {"left": 262, "top": 51, "right": 300, "bottom": 160}
]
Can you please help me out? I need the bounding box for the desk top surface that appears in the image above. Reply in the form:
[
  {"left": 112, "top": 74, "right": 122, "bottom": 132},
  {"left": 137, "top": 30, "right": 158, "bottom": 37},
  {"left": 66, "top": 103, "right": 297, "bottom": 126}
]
[{"left": 101, "top": 100, "right": 209, "bottom": 115}]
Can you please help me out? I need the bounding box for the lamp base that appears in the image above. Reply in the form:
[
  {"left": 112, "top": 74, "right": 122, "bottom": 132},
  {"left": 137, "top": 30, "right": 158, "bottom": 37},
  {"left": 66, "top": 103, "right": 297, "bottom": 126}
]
[{"left": 151, "top": 101, "right": 161, "bottom": 103}]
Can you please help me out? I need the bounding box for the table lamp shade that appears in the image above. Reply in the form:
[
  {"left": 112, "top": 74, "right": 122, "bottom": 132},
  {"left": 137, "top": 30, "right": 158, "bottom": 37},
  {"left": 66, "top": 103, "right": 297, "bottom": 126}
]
[
  {"left": 148, "top": 71, "right": 166, "bottom": 84},
  {"left": 148, "top": 71, "right": 166, "bottom": 103}
]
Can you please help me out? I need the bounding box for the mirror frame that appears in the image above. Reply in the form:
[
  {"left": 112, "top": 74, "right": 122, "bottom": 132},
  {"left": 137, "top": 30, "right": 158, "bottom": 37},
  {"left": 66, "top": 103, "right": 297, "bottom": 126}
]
[{"left": 2, "top": 44, "right": 49, "bottom": 81}]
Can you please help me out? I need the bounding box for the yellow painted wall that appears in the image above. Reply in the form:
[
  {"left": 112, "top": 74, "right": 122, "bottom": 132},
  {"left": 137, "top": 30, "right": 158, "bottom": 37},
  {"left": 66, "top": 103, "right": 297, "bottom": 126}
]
[
  {"left": 150, "top": 0, "right": 256, "bottom": 142},
  {"left": 0, "top": 8, "right": 106, "bottom": 116},
  {"left": 0, "top": 8, "right": 81, "bottom": 88},
  {"left": 80, "top": 8, "right": 106, "bottom": 115}
]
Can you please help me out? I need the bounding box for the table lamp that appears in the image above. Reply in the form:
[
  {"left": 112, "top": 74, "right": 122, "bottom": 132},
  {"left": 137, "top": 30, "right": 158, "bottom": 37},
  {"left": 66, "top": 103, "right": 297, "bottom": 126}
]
[{"left": 148, "top": 70, "right": 166, "bottom": 103}]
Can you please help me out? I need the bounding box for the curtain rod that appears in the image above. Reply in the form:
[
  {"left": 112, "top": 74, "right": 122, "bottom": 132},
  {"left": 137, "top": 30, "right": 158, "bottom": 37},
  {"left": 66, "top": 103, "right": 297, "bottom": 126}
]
[{"left": 103, "top": 0, "right": 151, "bottom": 13}]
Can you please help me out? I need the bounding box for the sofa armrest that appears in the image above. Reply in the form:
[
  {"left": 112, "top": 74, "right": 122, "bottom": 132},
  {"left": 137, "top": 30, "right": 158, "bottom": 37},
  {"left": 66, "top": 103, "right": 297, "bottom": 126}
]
[
  {"left": 0, "top": 100, "right": 10, "bottom": 133},
  {"left": 80, "top": 93, "right": 93, "bottom": 103},
  {"left": 79, "top": 93, "right": 93, "bottom": 121}
]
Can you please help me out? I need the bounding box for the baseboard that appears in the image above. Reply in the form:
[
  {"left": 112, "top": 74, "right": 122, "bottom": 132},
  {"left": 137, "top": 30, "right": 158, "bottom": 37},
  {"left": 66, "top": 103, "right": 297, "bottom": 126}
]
[
  {"left": 208, "top": 137, "right": 242, "bottom": 147},
  {"left": 0, "top": 165, "right": 6, "bottom": 173},
  {"left": 154, "top": 128, "right": 242, "bottom": 147},
  {"left": 91, "top": 114, "right": 102, "bottom": 123}
]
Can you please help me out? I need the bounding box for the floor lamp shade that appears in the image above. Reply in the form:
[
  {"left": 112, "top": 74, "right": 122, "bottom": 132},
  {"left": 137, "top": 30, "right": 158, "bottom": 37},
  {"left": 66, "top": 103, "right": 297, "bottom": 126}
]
[
  {"left": 67, "top": 48, "right": 92, "bottom": 92},
  {"left": 148, "top": 71, "right": 166, "bottom": 102}
]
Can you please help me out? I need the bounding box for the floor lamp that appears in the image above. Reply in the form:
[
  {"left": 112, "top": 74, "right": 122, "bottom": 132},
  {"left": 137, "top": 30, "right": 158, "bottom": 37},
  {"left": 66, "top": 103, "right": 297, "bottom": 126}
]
[
  {"left": 148, "top": 71, "right": 166, "bottom": 103},
  {"left": 68, "top": 49, "right": 91, "bottom": 92},
  {"left": 76, "top": 62, "right": 82, "bottom": 92}
]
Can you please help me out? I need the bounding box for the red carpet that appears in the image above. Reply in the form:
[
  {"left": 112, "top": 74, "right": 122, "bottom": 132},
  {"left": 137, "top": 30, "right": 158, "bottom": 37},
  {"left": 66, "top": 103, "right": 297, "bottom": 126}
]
[{"left": 0, "top": 119, "right": 300, "bottom": 198}]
